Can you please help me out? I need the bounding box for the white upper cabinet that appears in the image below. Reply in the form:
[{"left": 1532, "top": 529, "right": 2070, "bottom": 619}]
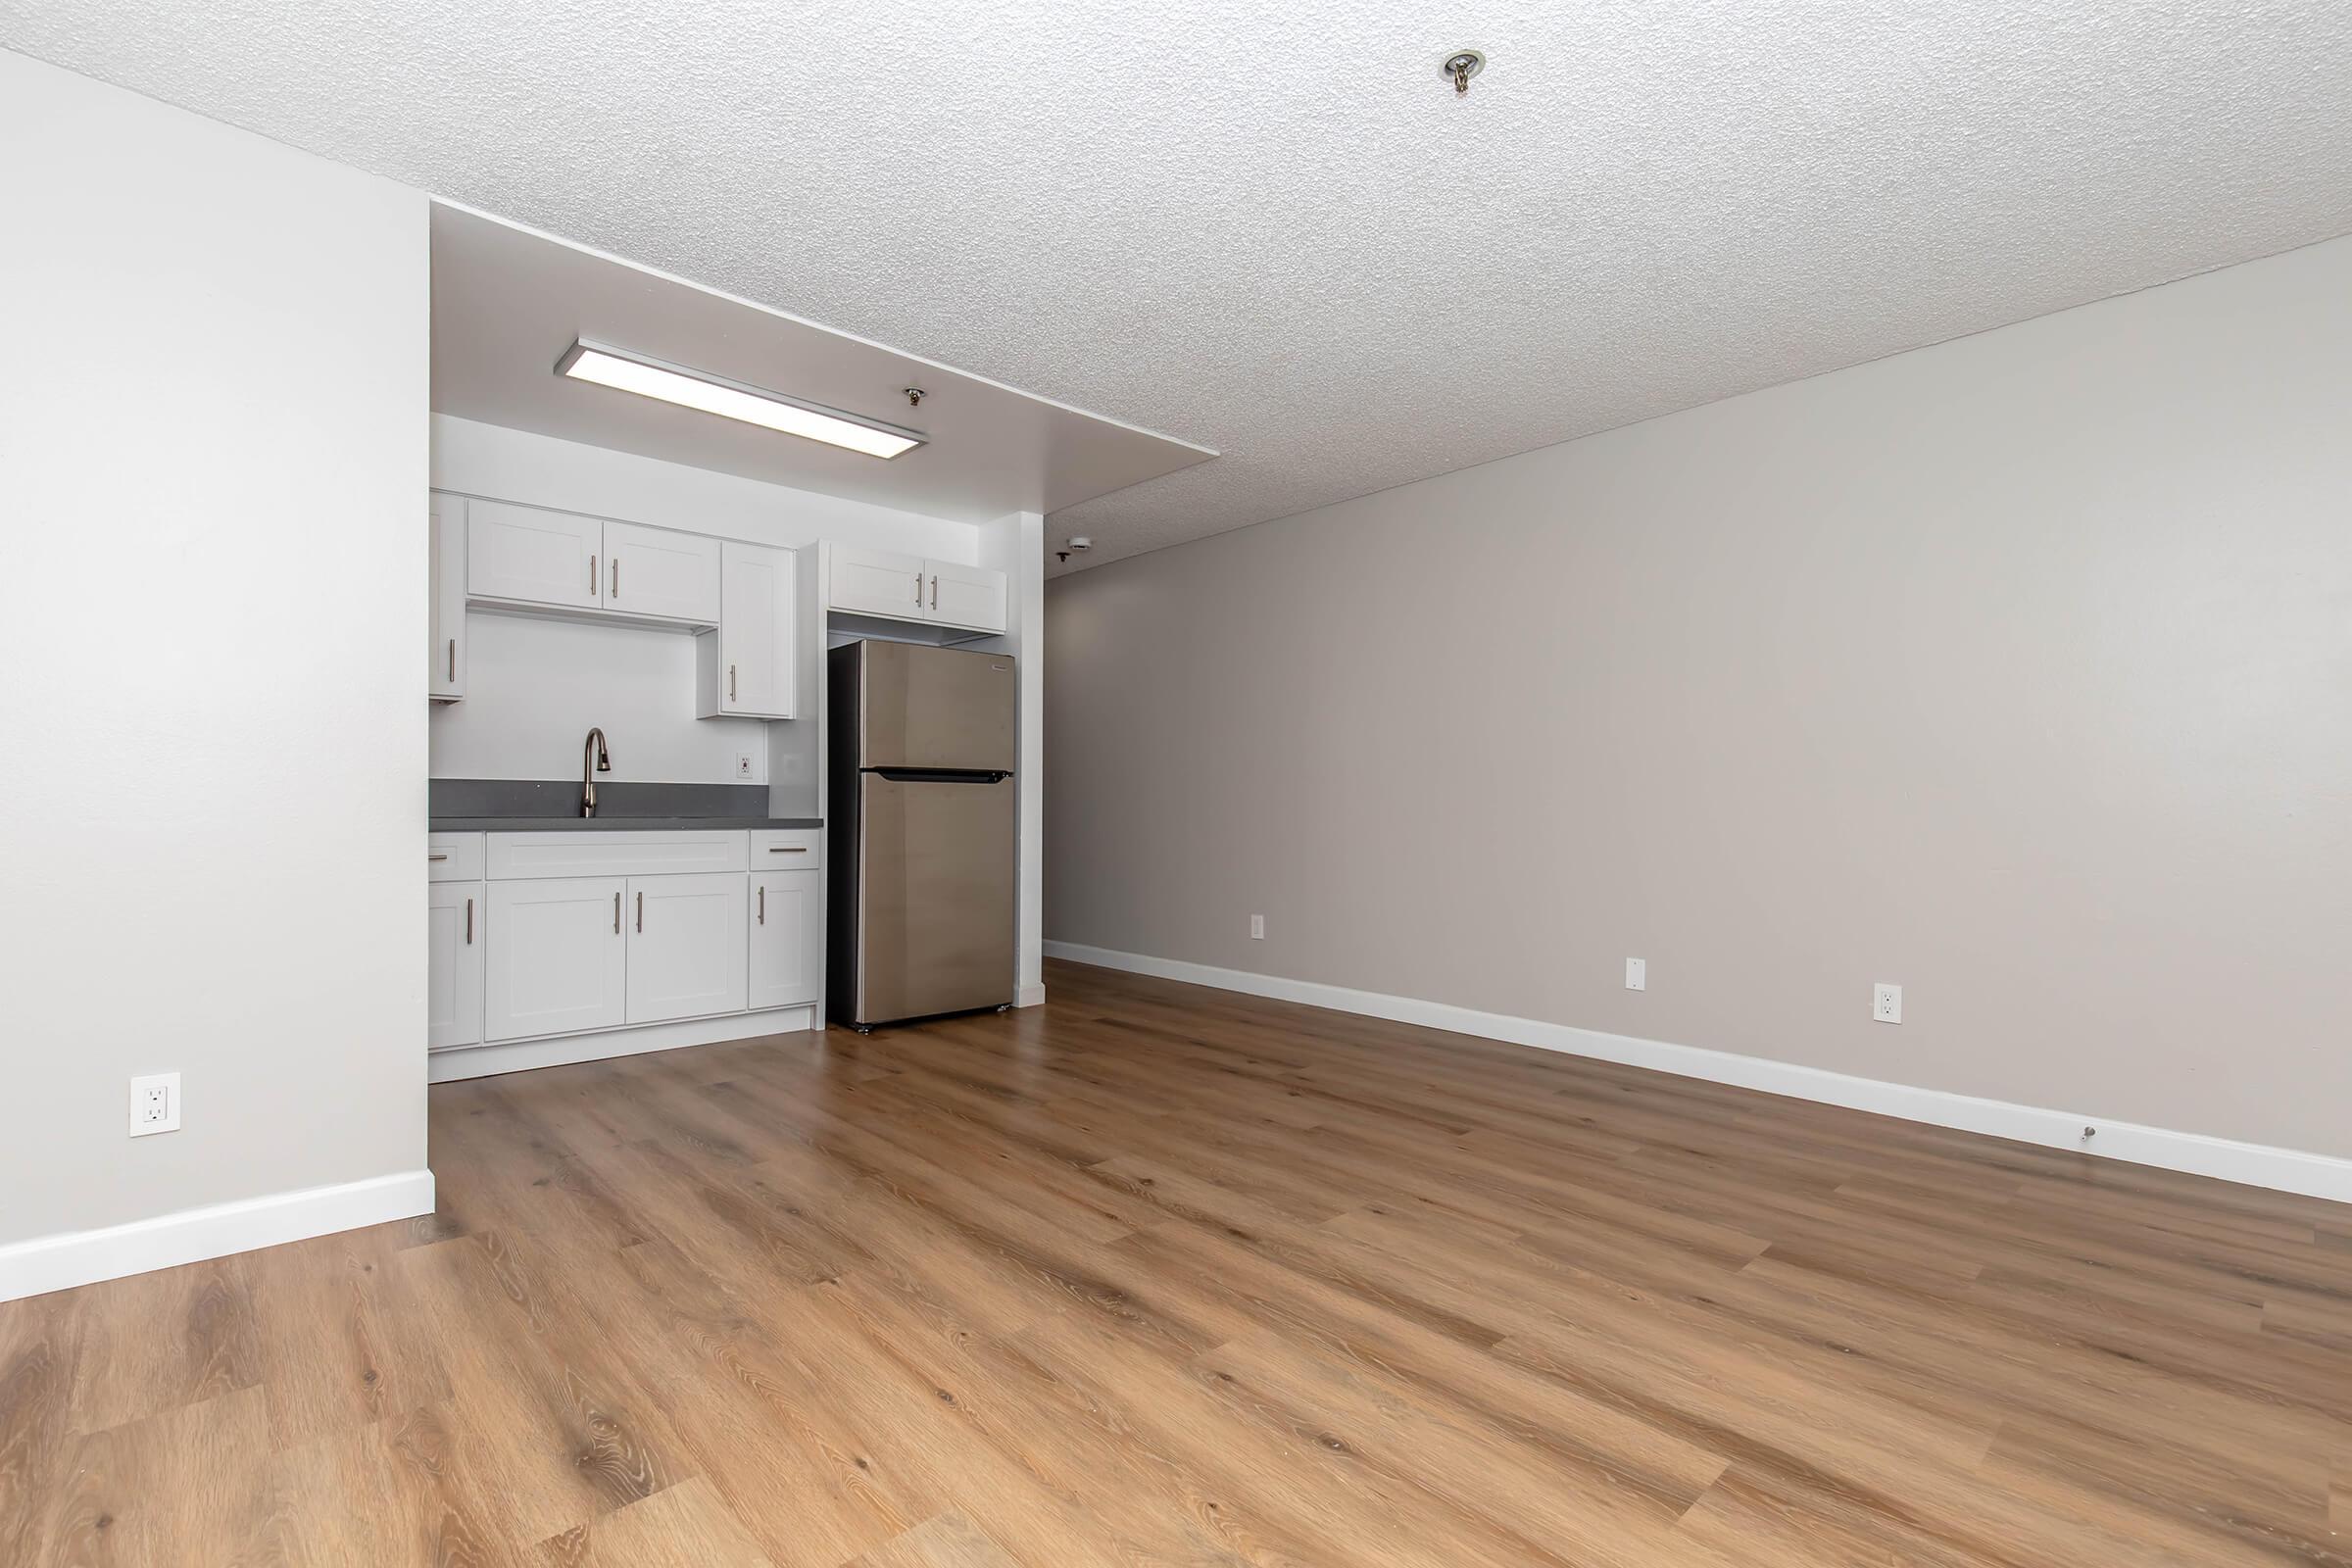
[
  {"left": 830, "top": 544, "right": 929, "bottom": 619},
  {"left": 604, "top": 520, "right": 720, "bottom": 624},
  {"left": 466, "top": 498, "right": 604, "bottom": 611},
  {"left": 428, "top": 494, "right": 466, "bottom": 702},
  {"left": 927, "top": 561, "right": 1008, "bottom": 633},
  {"left": 829, "top": 544, "right": 1008, "bottom": 635},
  {"left": 699, "top": 541, "right": 798, "bottom": 719}
]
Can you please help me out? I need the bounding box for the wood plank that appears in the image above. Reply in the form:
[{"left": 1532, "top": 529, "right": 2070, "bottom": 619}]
[{"left": 2, "top": 956, "right": 2348, "bottom": 1565}]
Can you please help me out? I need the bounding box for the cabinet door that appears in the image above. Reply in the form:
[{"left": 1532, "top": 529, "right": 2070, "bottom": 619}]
[
  {"left": 748, "top": 868, "right": 820, "bottom": 1010},
  {"left": 605, "top": 520, "right": 720, "bottom": 624},
  {"left": 484, "top": 877, "right": 626, "bottom": 1041},
  {"left": 925, "top": 561, "right": 1008, "bottom": 633},
  {"left": 467, "top": 499, "right": 603, "bottom": 610},
  {"left": 626, "top": 873, "right": 747, "bottom": 1024},
  {"left": 428, "top": 494, "right": 466, "bottom": 701},
  {"left": 829, "top": 544, "right": 928, "bottom": 619},
  {"left": 708, "top": 542, "right": 797, "bottom": 717},
  {"left": 426, "top": 881, "right": 485, "bottom": 1051}
]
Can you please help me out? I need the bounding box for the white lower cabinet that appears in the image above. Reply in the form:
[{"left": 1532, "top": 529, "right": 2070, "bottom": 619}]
[
  {"left": 748, "top": 868, "right": 822, "bottom": 1010},
  {"left": 442, "top": 832, "right": 816, "bottom": 1055},
  {"left": 426, "top": 882, "right": 484, "bottom": 1051},
  {"left": 626, "top": 872, "right": 748, "bottom": 1023},
  {"left": 484, "top": 876, "right": 627, "bottom": 1042}
]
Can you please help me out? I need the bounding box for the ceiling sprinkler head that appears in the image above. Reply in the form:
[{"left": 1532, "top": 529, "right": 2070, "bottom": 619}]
[
  {"left": 1441, "top": 49, "right": 1485, "bottom": 96},
  {"left": 905, "top": 387, "right": 926, "bottom": 408}
]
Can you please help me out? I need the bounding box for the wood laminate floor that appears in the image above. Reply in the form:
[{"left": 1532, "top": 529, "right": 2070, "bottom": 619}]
[{"left": 6, "top": 958, "right": 2352, "bottom": 1564}]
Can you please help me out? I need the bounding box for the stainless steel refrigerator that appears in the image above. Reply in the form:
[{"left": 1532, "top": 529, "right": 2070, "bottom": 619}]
[{"left": 827, "top": 640, "right": 1017, "bottom": 1029}]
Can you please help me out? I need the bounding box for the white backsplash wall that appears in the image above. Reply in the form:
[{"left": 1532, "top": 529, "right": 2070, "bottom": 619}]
[{"left": 430, "top": 611, "right": 776, "bottom": 785}]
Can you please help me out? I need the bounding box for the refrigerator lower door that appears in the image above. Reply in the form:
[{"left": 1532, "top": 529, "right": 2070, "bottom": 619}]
[{"left": 854, "top": 771, "right": 1015, "bottom": 1023}]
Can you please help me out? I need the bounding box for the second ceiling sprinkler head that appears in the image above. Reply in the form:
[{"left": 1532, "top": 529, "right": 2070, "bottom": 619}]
[{"left": 1441, "top": 49, "right": 1485, "bottom": 96}]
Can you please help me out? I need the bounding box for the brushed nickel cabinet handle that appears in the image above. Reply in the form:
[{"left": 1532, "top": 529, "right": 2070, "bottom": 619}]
[
  {"left": 613, "top": 891, "right": 620, "bottom": 934},
  {"left": 767, "top": 846, "right": 807, "bottom": 854},
  {"left": 589, "top": 554, "right": 597, "bottom": 593},
  {"left": 447, "top": 638, "right": 456, "bottom": 682},
  {"left": 913, "top": 571, "right": 922, "bottom": 605},
  {"left": 427, "top": 853, "right": 449, "bottom": 862},
  {"left": 930, "top": 574, "right": 939, "bottom": 610},
  {"left": 612, "top": 558, "right": 619, "bottom": 597},
  {"left": 729, "top": 663, "right": 737, "bottom": 702},
  {"left": 636, "top": 891, "right": 644, "bottom": 932},
  {"left": 758, "top": 885, "right": 765, "bottom": 925},
  {"left": 465, "top": 897, "right": 474, "bottom": 945}
]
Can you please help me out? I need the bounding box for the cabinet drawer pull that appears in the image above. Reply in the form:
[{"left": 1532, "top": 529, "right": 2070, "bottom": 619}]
[
  {"left": 930, "top": 573, "right": 939, "bottom": 611},
  {"left": 613, "top": 891, "right": 620, "bottom": 934},
  {"left": 612, "top": 558, "right": 619, "bottom": 597},
  {"left": 758, "top": 884, "right": 765, "bottom": 925},
  {"left": 465, "top": 897, "right": 474, "bottom": 945},
  {"left": 767, "top": 846, "right": 808, "bottom": 854},
  {"left": 913, "top": 571, "right": 922, "bottom": 606},
  {"left": 729, "top": 663, "right": 737, "bottom": 702},
  {"left": 426, "top": 853, "right": 449, "bottom": 862},
  {"left": 589, "top": 554, "right": 598, "bottom": 593},
  {"left": 447, "top": 637, "right": 456, "bottom": 683},
  {"left": 636, "top": 890, "right": 644, "bottom": 932}
]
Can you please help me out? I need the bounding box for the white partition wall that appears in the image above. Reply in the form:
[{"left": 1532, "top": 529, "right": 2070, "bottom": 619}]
[{"left": 0, "top": 52, "right": 433, "bottom": 1298}]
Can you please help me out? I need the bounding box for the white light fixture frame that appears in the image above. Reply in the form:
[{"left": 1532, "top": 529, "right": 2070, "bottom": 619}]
[{"left": 556, "top": 339, "right": 927, "bottom": 460}]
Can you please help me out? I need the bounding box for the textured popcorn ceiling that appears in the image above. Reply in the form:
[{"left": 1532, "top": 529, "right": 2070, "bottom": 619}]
[{"left": 8, "top": 2, "right": 2349, "bottom": 575}]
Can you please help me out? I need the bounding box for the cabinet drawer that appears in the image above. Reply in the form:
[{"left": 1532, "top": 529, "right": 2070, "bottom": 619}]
[
  {"left": 750, "top": 828, "right": 821, "bottom": 867},
  {"left": 426, "top": 832, "right": 486, "bottom": 882},
  {"left": 487, "top": 830, "right": 750, "bottom": 881}
]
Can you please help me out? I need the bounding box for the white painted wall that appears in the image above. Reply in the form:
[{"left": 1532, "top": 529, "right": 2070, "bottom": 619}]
[
  {"left": 430, "top": 610, "right": 772, "bottom": 785},
  {"left": 0, "top": 53, "right": 429, "bottom": 1260},
  {"left": 1046, "top": 233, "right": 2352, "bottom": 1165},
  {"left": 430, "top": 416, "right": 980, "bottom": 791},
  {"left": 976, "top": 511, "right": 1047, "bottom": 1004}
]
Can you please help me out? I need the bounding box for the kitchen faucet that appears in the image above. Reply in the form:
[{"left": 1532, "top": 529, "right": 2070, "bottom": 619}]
[{"left": 582, "top": 727, "right": 612, "bottom": 816}]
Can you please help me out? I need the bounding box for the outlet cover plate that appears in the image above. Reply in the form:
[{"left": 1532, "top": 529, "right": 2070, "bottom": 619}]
[
  {"left": 129, "top": 1072, "right": 180, "bottom": 1136},
  {"left": 1873, "top": 983, "right": 1903, "bottom": 1024},
  {"left": 1625, "top": 957, "right": 1646, "bottom": 991}
]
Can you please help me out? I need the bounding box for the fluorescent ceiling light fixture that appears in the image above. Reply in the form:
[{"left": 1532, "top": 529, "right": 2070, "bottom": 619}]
[{"left": 556, "top": 340, "right": 925, "bottom": 459}]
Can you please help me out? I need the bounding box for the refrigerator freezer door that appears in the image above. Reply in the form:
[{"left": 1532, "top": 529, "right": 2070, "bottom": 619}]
[
  {"left": 854, "top": 640, "right": 1016, "bottom": 772},
  {"left": 854, "top": 772, "right": 1016, "bottom": 1023}
]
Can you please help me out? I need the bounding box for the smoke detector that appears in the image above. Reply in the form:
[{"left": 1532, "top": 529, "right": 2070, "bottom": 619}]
[{"left": 1056, "top": 536, "right": 1094, "bottom": 564}]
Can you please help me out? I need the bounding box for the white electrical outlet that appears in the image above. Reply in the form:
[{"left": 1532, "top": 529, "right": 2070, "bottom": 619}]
[
  {"left": 1873, "top": 983, "right": 1903, "bottom": 1024},
  {"left": 1250, "top": 913, "right": 1265, "bottom": 940},
  {"left": 734, "top": 753, "right": 756, "bottom": 779},
  {"left": 1625, "top": 957, "right": 1646, "bottom": 991},
  {"left": 129, "top": 1072, "right": 180, "bottom": 1136}
]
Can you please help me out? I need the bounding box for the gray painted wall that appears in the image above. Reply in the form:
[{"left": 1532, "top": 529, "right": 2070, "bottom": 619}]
[{"left": 1045, "top": 234, "right": 2352, "bottom": 1159}]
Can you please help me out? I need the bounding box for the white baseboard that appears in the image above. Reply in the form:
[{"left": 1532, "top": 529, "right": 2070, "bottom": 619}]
[
  {"left": 1015, "top": 984, "right": 1047, "bottom": 1008},
  {"left": 429, "top": 1004, "right": 818, "bottom": 1083},
  {"left": 0, "top": 1168, "right": 435, "bottom": 1305},
  {"left": 1043, "top": 941, "right": 2352, "bottom": 1204}
]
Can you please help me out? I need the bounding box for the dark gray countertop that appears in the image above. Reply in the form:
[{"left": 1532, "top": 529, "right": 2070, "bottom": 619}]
[
  {"left": 429, "top": 779, "right": 814, "bottom": 833},
  {"left": 431, "top": 816, "right": 821, "bottom": 832}
]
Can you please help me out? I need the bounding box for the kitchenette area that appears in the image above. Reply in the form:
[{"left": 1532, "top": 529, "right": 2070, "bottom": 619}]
[{"left": 414, "top": 205, "right": 1206, "bottom": 1083}]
